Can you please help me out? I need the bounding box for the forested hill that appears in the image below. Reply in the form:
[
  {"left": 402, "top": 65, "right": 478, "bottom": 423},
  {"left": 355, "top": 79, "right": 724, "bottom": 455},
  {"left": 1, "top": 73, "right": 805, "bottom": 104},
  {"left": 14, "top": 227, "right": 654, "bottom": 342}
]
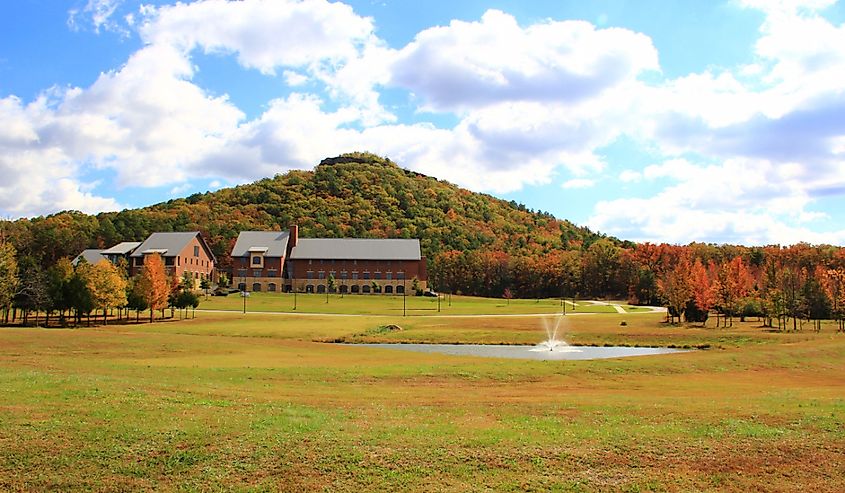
[{"left": 3, "top": 152, "right": 612, "bottom": 269}]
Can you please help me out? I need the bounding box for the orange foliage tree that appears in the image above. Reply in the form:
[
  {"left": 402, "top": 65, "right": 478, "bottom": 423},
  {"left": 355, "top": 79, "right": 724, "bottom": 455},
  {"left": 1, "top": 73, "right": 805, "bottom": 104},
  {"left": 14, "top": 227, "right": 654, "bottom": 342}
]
[{"left": 134, "top": 253, "right": 169, "bottom": 322}]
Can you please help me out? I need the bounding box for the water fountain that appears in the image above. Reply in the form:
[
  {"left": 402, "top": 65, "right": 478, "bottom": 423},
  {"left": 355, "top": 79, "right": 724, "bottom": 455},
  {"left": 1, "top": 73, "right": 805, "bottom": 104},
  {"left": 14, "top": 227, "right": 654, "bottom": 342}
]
[{"left": 531, "top": 315, "right": 582, "bottom": 353}]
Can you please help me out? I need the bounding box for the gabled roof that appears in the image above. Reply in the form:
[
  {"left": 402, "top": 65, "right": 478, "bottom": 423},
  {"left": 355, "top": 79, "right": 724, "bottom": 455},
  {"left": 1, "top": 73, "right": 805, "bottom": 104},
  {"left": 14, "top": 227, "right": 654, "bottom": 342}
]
[
  {"left": 289, "top": 238, "right": 421, "bottom": 261},
  {"left": 101, "top": 241, "right": 141, "bottom": 255},
  {"left": 73, "top": 249, "right": 106, "bottom": 266},
  {"left": 231, "top": 231, "right": 290, "bottom": 258},
  {"left": 130, "top": 232, "right": 216, "bottom": 262}
]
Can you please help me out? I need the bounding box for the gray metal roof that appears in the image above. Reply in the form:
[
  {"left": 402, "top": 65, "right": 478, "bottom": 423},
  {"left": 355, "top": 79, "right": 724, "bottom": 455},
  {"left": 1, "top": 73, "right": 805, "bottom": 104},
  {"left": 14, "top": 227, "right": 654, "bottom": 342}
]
[
  {"left": 130, "top": 232, "right": 211, "bottom": 259},
  {"left": 231, "top": 231, "right": 290, "bottom": 258},
  {"left": 101, "top": 242, "right": 141, "bottom": 255},
  {"left": 72, "top": 249, "right": 106, "bottom": 266},
  {"left": 289, "top": 238, "right": 421, "bottom": 260}
]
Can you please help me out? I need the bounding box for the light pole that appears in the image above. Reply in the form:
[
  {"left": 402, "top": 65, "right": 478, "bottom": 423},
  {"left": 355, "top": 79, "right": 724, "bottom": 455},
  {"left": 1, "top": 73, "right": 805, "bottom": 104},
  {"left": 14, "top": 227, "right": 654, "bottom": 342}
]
[
  {"left": 242, "top": 290, "right": 250, "bottom": 314},
  {"left": 293, "top": 285, "right": 297, "bottom": 311},
  {"left": 403, "top": 277, "right": 406, "bottom": 317}
]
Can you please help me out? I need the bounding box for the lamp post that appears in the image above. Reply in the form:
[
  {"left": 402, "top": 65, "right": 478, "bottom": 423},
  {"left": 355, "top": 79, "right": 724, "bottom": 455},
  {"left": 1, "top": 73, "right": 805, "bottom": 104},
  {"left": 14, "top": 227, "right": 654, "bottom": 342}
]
[
  {"left": 403, "top": 277, "right": 406, "bottom": 317},
  {"left": 293, "top": 286, "right": 297, "bottom": 311},
  {"left": 242, "top": 290, "right": 250, "bottom": 314}
]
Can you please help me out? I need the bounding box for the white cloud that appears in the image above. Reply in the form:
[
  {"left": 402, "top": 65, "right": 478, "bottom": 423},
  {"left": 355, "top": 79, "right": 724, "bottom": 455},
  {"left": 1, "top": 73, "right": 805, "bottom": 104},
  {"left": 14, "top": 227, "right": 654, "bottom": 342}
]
[
  {"left": 389, "top": 9, "right": 659, "bottom": 112},
  {"left": 562, "top": 178, "right": 596, "bottom": 189},
  {"left": 68, "top": 0, "right": 128, "bottom": 35}
]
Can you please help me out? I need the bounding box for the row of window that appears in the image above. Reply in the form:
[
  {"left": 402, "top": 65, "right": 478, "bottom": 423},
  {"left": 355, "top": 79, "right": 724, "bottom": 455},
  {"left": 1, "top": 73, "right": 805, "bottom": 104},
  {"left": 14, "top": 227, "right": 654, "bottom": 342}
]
[
  {"left": 237, "top": 269, "right": 279, "bottom": 278},
  {"left": 238, "top": 283, "right": 406, "bottom": 294},
  {"left": 307, "top": 259, "right": 399, "bottom": 266},
  {"left": 304, "top": 271, "right": 404, "bottom": 280}
]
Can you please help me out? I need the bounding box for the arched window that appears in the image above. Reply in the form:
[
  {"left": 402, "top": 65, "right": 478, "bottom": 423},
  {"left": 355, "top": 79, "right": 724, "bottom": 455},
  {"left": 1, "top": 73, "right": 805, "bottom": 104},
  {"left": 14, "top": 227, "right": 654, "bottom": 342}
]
[
  {"left": 339, "top": 285, "right": 348, "bottom": 294},
  {"left": 351, "top": 285, "right": 360, "bottom": 294},
  {"left": 317, "top": 285, "right": 326, "bottom": 294},
  {"left": 237, "top": 283, "right": 246, "bottom": 291},
  {"left": 384, "top": 285, "right": 393, "bottom": 294},
  {"left": 268, "top": 283, "right": 277, "bottom": 292},
  {"left": 252, "top": 283, "right": 261, "bottom": 292},
  {"left": 362, "top": 285, "right": 371, "bottom": 293},
  {"left": 396, "top": 285, "right": 405, "bottom": 294},
  {"left": 306, "top": 285, "right": 314, "bottom": 293}
]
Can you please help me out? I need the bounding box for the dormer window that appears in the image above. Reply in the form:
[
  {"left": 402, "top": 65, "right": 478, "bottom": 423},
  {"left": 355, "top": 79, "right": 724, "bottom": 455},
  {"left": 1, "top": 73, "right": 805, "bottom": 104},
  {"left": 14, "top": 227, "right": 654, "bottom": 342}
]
[{"left": 252, "top": 256, "right": 261, "bottom": 265}]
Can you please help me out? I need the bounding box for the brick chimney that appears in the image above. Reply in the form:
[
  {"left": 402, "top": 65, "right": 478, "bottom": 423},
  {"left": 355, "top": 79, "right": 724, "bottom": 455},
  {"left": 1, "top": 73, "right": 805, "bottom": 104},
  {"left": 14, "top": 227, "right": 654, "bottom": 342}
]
[{"left": 289, "top": 224, "right": 298, "bottom": 248}]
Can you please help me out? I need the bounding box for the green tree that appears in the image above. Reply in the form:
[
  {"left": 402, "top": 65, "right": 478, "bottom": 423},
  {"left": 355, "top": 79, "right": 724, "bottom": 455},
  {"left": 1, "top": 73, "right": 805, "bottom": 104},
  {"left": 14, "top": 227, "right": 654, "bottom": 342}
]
[{"left": 0, "top": 240, "right": 18, "bottom": 324}]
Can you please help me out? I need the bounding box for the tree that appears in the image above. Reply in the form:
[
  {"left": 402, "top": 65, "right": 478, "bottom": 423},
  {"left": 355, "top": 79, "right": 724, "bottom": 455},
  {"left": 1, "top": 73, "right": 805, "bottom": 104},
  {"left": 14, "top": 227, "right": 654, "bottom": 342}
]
[
  {"left": 657, "top": 256, "right": 692, "bottom": 324},
  {"left": 327, "top": 273, "right": 335, "bottom": 303},
  {"left": 136, "top": 254, "right": 169, "bottom": 322},
  {"left": 218, "top": 272, "right": 229, "bottom": 288},
  {"left": 689, "top": 259, "right": 716, "bottom": 326},
  {"left": 126, "top": 277, "right": 148, "bottom": 323},
  {"left": 68, "top": 262, "right": 94, "bottom": 326},
  {"left": 503, "top": 287, "right": 513, "bottom": 305},
  {"left": 715, "top": 256, "right": 753, "bottom": 328},
  {"left": 823, "top": 269, "right": 845, "bottom": 332},
  {"left": 200, "top": 278, "right": 211, "bottom": 299},
  {"left": 46, "top": 258, "right": 75, "bottom": 326},
  {"left": 87, "top": 261, "right": 128, "bottom": 325},
  {"left": 0, "top": 240, "right": 18, "bottom": 324}
]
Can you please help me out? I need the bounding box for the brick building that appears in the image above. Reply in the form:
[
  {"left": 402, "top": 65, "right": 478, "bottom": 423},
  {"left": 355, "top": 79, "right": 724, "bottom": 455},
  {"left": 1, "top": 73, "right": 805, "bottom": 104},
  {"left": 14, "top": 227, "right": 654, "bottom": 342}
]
[{"left": 130, "top": 232, "right": 215, "bottom": 287}]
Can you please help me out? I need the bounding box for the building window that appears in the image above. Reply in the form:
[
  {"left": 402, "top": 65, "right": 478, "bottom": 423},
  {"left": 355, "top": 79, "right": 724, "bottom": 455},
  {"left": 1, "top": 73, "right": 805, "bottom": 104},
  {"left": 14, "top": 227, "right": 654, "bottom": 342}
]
[
  {"left": 268, "top": 269, "right": 278, "bottom": 277},
  {"left": 362, "top": 285, "right": 371, "bottom": 293},
  {"left": 252, "top": 269, "right": 262, "bottom": 277},
  {"left": 318, "top": 271, "right": 325, "bottom": 280},
  {"left": 306, "top": 271, "right": 314, "bottom": 279},
  {"left": 386, "top": 272, "right": 393, "bottom": 280},
  {"left": 165, "top": 257, "right": 174, "bottom": 266},
  {"left": 252, "top": 283, "right": 262, "bottom": 292},
  {"left": 397, "top": 271, "right": 405, "bottom": 280},
  {"left": 363, "top": 271, "right": 370, "bottom": 280},
  {"left": 237, "top": 269, "right": 247, "bottom": 278},
  {"left": 352, "top": 272, "right": 358, "bottom": 280},
  {"left": 397, "top": 285, "right": 405, "bottom": 294},
  {"left": 351, "top": 285, "right": 360, "bottom": 294},
  {"left": 385, "top": 285, "right": 393, "bottom": 294},
  {"left": 238, "top": 282, "right": 246, "bottom": 291},
  {"left": 374, "top": 272, "right": 382, "bottom": 280},
  {"left": 268, "top": 283, "right": 277, "bottom": 292},
  {"left": 252, "top": 256, "right": 261, "bottom": 265},
  {"left": 317, "top": 285, "right": 326, "bottom": 294},
  {"left": 340, "top": 271, "right": 348, "bottom": 279},
  {"left": 194, "top": 246, "right": 200, "bottom": 257}
]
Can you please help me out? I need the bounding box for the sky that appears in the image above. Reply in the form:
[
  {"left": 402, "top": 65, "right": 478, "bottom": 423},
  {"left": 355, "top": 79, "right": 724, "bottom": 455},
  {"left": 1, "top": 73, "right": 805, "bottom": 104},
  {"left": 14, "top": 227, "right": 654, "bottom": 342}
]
[{"left": 2, "top": 0, "right": 845, "bottom": 246}]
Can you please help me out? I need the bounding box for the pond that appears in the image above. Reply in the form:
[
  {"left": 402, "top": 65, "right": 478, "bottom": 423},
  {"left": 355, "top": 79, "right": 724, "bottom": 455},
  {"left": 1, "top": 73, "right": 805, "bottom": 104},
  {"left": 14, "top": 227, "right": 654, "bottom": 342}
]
[{"left": 351, "top": 343, "right": 688, "bottom": 361}]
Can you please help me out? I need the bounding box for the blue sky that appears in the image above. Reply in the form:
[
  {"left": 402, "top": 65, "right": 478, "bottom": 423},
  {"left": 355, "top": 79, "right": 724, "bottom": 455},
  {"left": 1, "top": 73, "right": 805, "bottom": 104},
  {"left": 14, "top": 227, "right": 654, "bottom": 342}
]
[{"left": 2, "top": 0, "right": 845, "bottom": 246}]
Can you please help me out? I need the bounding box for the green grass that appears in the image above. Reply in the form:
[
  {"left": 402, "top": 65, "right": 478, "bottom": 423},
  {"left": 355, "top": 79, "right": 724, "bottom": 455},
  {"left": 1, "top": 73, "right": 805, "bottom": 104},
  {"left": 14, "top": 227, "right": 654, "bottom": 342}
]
[
  {"left": 1, "top": 308, "right": 844, "bottom": 491},
  {"left": 200, "top": 291, "right": 620, "bottom": 315}
]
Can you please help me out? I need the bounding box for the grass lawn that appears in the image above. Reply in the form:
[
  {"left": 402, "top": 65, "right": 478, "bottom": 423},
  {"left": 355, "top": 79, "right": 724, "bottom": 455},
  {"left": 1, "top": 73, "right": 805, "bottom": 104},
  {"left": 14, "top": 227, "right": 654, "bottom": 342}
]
[
  {"left": 1, "top": 309, "right": 843, "bottom": 491},
  {"left": 199, "top": 291, "right": 620, "bottom": 315}
]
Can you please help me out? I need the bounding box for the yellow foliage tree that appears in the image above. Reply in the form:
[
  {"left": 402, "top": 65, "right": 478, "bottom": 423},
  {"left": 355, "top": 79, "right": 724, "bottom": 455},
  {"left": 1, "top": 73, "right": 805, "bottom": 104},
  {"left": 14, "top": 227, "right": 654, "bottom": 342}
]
[{"left": 87, "top": 260, "right": 128, "bottom": 325}]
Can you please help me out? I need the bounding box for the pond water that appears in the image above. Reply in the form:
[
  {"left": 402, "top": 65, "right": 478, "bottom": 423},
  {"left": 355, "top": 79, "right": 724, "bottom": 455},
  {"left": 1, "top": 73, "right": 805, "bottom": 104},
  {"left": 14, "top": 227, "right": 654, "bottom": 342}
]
[{"left": 352, "top": 343, "right": 688, "bottom": 361}]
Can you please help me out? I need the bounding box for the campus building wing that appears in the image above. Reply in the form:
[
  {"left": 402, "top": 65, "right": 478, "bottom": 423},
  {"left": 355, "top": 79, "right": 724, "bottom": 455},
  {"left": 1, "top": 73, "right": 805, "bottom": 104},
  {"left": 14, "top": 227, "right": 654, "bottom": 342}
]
[
  {"left": 230, "top": 230, "right": 291, "bottom": 293},
  {"left": 230, "top": 226, "right": 427, "bottom": 294},
  {"left": 130, "top": 232, "right": 215, "bottom": 286}
]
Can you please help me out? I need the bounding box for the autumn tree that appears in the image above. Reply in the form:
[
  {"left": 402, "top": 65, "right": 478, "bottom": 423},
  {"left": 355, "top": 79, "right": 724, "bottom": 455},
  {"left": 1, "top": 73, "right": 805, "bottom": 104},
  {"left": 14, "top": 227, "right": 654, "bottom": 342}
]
[
  {"left": 715, "top": 256, "right": 753, "bottom": 327},
  {"left": 823, "top": 268, "right": 845, "bottom": 332},
  {"left": 689, "top": 259, "right": 716, "bottom": 326},
  {"left": 657, "top": 255, "right": 692, "bottom": 324},
  {"left": 135, "top": 254, "right": 169, "bottom": 322},
  {"left": 87, "top": 260, "right": 128, "bottom": 325}
]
